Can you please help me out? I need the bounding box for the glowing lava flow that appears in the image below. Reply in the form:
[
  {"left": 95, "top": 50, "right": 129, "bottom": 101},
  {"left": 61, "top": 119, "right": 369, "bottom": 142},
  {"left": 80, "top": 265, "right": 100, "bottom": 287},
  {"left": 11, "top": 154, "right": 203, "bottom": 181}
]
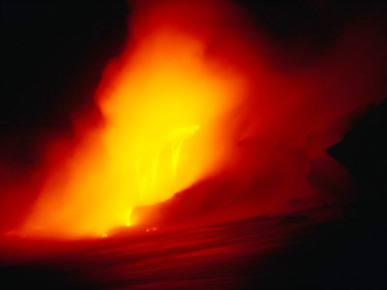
[{"left": 18, "top": 28, "right": 244, "bottom": 239}]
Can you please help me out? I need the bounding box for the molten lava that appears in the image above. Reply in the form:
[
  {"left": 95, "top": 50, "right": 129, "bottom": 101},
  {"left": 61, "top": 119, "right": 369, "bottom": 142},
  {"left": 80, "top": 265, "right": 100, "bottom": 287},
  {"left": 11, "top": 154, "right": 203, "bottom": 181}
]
[
  {"left": 4, "top": 0, "right": 384, "bottom": 241},
  {"left": 18, "top": 25, "right": 244, "bottom": 238}
]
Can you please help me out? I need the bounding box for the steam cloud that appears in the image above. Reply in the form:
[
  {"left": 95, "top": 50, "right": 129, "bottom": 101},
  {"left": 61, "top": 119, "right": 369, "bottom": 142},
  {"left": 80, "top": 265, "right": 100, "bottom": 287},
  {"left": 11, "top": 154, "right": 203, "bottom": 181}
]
[{"left": 1, "top": 0, "right": 385, "bottom": 237}]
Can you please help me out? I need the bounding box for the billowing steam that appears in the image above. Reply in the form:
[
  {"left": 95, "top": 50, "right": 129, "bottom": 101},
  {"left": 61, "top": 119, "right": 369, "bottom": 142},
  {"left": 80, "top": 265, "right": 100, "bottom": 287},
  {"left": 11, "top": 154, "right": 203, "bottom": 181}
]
[{"left": 1, "top": 0, "right": 385, "bottom": 239}]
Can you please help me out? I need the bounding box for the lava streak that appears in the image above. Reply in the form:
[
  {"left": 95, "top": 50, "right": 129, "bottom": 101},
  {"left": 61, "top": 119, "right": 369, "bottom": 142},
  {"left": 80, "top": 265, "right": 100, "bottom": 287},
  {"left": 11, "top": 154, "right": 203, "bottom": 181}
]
[
  {"left": 9, "top": 0, "right": 386, "bottom": 240},
  {"left": 17, "top": 3, "right": 245, "bottom": 239}
]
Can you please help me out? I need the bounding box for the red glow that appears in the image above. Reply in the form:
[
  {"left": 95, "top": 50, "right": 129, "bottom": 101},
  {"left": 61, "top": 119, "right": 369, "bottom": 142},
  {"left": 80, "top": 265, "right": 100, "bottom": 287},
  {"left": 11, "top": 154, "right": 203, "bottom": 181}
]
[
  {"left": 1, "top": 0, "right": 385, "bottom": 242},
  {"left": 1, "top": 1, "right": 386, "bottom": 288},
  {"left": 11, "top": 0, "right": 248, "bottom": 239}
]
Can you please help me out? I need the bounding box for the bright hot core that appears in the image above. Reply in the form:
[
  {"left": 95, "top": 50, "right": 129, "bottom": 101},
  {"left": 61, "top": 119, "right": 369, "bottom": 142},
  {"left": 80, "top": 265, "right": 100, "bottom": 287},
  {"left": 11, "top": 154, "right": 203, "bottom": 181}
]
[{"left": 19, "top": 30, "right": 244, "bottom": 239}]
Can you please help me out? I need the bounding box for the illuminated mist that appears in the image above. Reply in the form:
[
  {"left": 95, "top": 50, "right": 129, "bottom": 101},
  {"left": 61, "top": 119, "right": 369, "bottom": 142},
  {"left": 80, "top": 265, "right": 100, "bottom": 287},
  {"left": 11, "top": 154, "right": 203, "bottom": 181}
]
[
  {"left": 2, "top": 0, "right": 385, "bottom": 240},
  {"left": 15, "top": 0, "right": 246, "bottom": 239}
]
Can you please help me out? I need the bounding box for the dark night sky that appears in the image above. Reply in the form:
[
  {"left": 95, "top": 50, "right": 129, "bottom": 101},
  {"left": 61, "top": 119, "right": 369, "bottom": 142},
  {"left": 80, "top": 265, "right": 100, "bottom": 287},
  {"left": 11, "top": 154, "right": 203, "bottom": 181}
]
[
  {"left": 1, "top": 0, "right": 386, "bottom": 288},
  {"left": 2, "top": 0, "right": 383, "bottom": 133},
  {"left": 1, "top": 0, "right": 385, "bottom": 164},
  {"left": 1, "top": 1, "right": 129, "bottom": 168}
]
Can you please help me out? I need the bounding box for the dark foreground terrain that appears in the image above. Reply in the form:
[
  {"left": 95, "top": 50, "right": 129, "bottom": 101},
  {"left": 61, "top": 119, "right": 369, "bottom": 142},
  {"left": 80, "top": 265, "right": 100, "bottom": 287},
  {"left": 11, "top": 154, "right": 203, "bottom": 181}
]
[
  {"left": 1, "top": 200, "right": 385, "bottom": 289},
  {"left": 0, "top": 208, "right": 332, "bottom": 289}
]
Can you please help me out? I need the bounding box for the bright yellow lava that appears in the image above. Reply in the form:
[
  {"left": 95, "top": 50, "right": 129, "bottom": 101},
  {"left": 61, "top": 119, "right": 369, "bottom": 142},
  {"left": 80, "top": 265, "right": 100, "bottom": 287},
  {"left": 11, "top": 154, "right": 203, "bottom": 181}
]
[{"left": 19, "top": 30, "right": 243, "bottom": 239}]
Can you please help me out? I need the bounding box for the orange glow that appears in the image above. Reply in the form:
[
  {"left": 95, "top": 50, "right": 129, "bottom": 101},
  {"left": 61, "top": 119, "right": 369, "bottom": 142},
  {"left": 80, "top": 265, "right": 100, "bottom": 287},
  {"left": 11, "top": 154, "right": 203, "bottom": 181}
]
[{"left": 18, "top": 28, "right": 244, "bottom": 239}]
